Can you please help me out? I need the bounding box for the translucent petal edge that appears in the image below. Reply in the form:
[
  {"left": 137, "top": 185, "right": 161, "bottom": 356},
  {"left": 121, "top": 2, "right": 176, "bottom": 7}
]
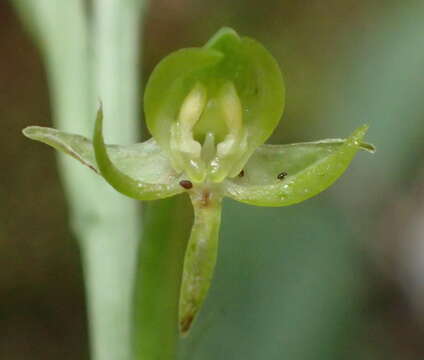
[
  {"left": 258, "top": 138, "right": 375, "bottom": 154},
  {"left": 91, "top": 108, "right": 183, "bottom": 201},
  {"left": 23, "top": 125, "right": 183, "bottom": 191},
  {"left": 144, "top": 47, "right": 223, "bottom": 150},
  {"left": 23, "top": 126, "right": 99, "bottom": 173},
  {"left": 223, "top": 125, "right": 372, "bottom": 207}
]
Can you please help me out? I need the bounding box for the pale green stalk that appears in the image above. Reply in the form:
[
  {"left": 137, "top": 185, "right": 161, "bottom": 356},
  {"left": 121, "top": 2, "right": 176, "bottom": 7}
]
[{"left": 13, "top": 1, "right": 145, "bottom": 359}]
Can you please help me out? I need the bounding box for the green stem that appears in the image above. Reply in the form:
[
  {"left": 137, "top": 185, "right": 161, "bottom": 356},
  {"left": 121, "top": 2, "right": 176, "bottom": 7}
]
[
  {"left": 13, "top": 1, "right": 146, "bottom": 359},
  {"left": 134, "top": 196, "right": 192, "bottom": 360},
  {"left": 81, "top": 2, "right": 145, "bottom": 359},
  {"left": 93, "top": 0, "right": 146, "bottom": 143}
]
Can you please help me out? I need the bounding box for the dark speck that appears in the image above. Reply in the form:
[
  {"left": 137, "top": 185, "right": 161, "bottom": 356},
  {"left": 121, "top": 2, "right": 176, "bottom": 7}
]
[
  {"left": 277, "top": 171, "right": 288, "bottom": 180},
  {"left": 238, "top": 170, "right": 245, "bottom": 177},
  {"left": 179, "top": 180, "right": 193, "bottom": 189}
]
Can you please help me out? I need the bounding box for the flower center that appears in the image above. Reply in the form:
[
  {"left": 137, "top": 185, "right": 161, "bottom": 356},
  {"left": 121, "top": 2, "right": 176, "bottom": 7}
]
[{"left": 170, "top": 81, "right": 247, "bottom": 183}]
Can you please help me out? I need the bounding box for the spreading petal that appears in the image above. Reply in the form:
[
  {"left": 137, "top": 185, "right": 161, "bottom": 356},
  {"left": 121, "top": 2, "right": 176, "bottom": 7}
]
[
  {"left": 223, "top": 125, "right": 374, "bottom": 206},
  {"left": 92, "top": 107, "right": 183, "bottom": 200},
  {"left": 23, "top": 111, "right": 183, "bottom": 200}
]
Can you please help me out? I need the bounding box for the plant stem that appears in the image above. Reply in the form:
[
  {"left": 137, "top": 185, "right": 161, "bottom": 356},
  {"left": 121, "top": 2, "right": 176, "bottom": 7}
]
[
  {"left": 82, "top": 1, "right": 145, "bottom": 359},
  {"left": 13, "top": 1, "right": 146, "bottom": 359},
  {"left": 134, "top": 196, "right": 192, "bottom": 360},
  {"left": 93, "top": 0, "right": 145, "bottom": 143}
]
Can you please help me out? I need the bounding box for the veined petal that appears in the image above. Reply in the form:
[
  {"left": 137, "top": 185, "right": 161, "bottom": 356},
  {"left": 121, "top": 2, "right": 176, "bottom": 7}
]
[
  {"left": 205, "top": 28, "right": 286, "bottom": 177},
  {"left": 93, "top": 107, "right": 183, "bottom": 200},
  {"left": 144, "top": 47, "right": 223, "bottom": 158},
  {"left": 223, "top": 125, "right": 374, "bottom": 207},
  {"left": 23, "top": 112, "right": 183, "bottom": 200}
]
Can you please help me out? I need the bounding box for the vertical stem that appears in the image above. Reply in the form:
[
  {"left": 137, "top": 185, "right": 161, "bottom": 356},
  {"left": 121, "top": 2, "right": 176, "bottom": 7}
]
[
  {"left": 13, "top": 1, "right": 146, "bottom": 359},
  {"left": 134, "top": 196, "right": 192, "bottom": 360},
  {"left": 81, "top": 1, "right": 145, "bottom": 359},
  {"left": 93, "top": 0, "right": 145, "bottom": 142}
]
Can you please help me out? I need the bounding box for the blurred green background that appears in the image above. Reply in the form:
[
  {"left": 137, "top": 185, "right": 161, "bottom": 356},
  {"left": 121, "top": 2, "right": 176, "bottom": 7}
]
[{"left": 2, "top": 0, "right": 424, "bottom": 359}]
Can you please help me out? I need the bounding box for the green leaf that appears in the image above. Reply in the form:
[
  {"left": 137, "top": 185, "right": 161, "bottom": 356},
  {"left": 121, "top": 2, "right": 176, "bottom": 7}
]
[
  {"left": 223, "top": 125, "right": 374, "bottom": 206},
  {"left": 22, "top": 113, "right": 184, "bottom": 200}
]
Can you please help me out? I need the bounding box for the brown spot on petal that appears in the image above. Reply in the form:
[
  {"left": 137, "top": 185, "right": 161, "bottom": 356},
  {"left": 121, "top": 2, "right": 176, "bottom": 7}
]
[{"left": 179, "top": 180, "right": 193, "bottom": 189}]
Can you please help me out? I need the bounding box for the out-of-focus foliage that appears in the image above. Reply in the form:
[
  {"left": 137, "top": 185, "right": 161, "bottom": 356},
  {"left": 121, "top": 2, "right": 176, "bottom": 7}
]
[{"left": 2, "top": 0, "right": 424, "bottom": 359}]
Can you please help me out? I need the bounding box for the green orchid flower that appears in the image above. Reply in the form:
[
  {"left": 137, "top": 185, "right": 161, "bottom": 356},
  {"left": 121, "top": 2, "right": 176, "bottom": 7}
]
[{"left": 23, "top": 27, "right": 374, "bottom": 335}]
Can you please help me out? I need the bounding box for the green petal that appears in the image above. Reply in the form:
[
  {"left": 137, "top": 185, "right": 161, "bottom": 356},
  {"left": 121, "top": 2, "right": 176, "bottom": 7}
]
[
  {"left": 22, "top": 113, "right": 183, "bottom": 200},
  {"left": 93, "top": 107, "right": 183, "bottom": 200},
  {"left": 144, "top": 47, "right": 223, "bottom": 156},
  {"left": 223, "top": 125, "right": 374, "bottom": 206},
  {"left": 179, "top": 192, "right": 222, "bottom": 335},
  {"left": 204, "top": 28, "right": 285, "bottom": 175},
  {"left": 143, "top": 27, "right": 285, "bottom": 181},
  {"left": 23, "top": 126, "right": 100, "bottom": 173}
]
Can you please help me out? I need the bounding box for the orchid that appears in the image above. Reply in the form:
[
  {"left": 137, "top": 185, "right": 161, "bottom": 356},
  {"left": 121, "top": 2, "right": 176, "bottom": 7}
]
[{"left": 23, "top": 27, "right": 374, "bottom": 336}]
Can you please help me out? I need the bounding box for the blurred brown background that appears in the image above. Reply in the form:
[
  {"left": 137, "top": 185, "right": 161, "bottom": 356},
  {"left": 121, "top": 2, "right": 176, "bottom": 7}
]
[{"left": 2, "top": 0, "right": 424, "bottom": 359}]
